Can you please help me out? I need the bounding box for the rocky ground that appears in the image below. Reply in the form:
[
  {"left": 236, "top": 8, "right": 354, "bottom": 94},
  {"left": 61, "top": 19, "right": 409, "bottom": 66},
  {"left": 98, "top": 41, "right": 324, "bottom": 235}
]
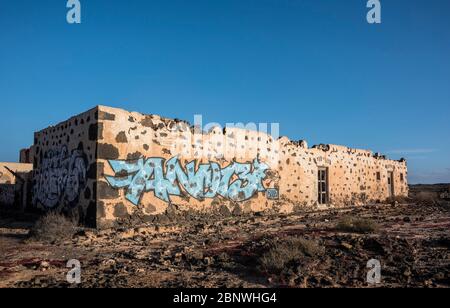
[{"left": 0, "top": 201, "right": 449, "bottom": 288}]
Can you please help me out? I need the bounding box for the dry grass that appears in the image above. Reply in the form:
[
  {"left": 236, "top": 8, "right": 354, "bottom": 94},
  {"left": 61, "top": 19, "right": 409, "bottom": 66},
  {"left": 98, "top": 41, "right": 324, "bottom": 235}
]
[
  {"left": 259, "top": 237, "right": 323, "bottom": 274},
  {"left": 336, "top": 216, "right": 378, "bottom": 234},
  {"left": 29, "top": 212, "right": 78, "bottom": 243}
]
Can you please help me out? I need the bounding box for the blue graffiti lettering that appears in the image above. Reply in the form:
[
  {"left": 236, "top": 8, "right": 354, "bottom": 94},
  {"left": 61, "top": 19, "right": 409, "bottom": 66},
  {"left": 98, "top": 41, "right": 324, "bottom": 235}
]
[{"left": 105, "top": 157, "right": 269, "bottom": 205}]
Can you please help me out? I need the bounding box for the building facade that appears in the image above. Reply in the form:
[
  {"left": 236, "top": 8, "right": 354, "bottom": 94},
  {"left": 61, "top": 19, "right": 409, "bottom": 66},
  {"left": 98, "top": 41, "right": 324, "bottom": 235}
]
[{"left": 27, "top": 106, "right": 408, "bottom": 228}]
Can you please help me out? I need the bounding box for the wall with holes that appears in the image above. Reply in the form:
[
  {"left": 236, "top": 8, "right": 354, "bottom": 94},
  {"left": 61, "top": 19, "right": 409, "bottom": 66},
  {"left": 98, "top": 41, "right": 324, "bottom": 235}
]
[
  {"left": 30, "top": 105, "right": 408, "bottom": 228},
  {"left": 30, "top": 107, "right": 100, "bottom": 227},
  {"left": 93, "top": 106, "right": 408, "bottom": 228}
]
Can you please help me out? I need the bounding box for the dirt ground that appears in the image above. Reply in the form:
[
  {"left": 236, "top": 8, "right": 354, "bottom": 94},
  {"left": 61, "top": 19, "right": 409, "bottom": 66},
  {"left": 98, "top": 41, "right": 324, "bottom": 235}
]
[{"left": 0, "top": 201, "right": 449, "bottom": 288}]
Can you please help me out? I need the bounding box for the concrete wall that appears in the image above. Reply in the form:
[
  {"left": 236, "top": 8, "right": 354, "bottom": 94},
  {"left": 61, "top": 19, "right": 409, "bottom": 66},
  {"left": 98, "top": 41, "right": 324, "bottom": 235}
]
[{"left": 95, "top": 106, "right": 408, "bottom": 228}]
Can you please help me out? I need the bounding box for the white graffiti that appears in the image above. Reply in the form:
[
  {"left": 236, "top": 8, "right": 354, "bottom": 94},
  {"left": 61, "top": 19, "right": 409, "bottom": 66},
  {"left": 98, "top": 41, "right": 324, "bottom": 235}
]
[{"left": 33, "top": 146, "right": 87, "bottom": 209}]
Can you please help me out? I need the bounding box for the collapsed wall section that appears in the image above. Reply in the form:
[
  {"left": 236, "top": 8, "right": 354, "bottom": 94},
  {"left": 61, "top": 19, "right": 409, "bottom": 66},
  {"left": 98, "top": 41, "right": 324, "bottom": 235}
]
[{"left": 0, "top": 163, "right": 33, "bottom": 209}]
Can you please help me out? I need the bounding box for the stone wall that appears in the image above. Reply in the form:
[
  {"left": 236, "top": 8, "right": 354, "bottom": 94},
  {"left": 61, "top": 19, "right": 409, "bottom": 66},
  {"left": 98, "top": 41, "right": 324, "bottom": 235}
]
[
  {"left": 95, "top": 106, "right": 408, "bottom": 228},
  {"left": 0, "top": 163, "right": 33, "bottom": 208},
  {"left": 30, "top": 105, "right": 408, "bottom": 228},
  {"left": 0, "top": 163, "right": 32, "bottom": 185},
  {"left": 31, "top": 107, "right": 99, "bottom": 227}
]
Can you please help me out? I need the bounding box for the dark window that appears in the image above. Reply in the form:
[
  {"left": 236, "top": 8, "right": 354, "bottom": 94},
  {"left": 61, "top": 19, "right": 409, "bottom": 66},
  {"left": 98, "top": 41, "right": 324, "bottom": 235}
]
[
  {"left": 318, "top": 168, "right": 329, "bottom": 204},
  {"left": 376, "top": 172, "right": 381, "bottom": 181},
  {"left": 400, "top": 173, "right": 404, "bottom": 182}
]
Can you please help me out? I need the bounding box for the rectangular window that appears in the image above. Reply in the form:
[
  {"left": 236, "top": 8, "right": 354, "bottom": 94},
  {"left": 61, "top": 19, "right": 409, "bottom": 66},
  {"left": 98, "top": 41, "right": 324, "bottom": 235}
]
[
  {"left": 376, "top": 172, "right": 381, "bottom": 181},
  {"left": 318, "top": 168, "right": 329, "bottom": 205}
]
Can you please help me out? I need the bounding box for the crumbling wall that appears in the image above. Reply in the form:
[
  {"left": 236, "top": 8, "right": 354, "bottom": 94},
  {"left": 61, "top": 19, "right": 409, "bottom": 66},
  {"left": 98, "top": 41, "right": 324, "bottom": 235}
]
[
  {"left": 0, "top": 163, "right": 32, "bottom": 185},
  {"left": 31, "top": 108, "right": 99, "bottom": 227},
  {"left": 20, "top": 148, "right": 32, "bottom": 164},
  {"left": 0, "top": 163, "right": 33, "bottom": 209},
  {"left": 95, "top": 106, "right": 408, "bottom": 228},
  {"left": 29, "top": 105, "right": 408, "bottom": 228}
]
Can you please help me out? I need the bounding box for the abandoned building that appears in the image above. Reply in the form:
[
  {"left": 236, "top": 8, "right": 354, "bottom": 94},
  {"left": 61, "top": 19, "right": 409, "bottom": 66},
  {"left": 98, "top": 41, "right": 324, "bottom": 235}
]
[
  {"left": 0, "top": 106, "right": 409, "bottom": 228},
  {"left": 0, "top": 162, "right": 33, "bottom": 211}
]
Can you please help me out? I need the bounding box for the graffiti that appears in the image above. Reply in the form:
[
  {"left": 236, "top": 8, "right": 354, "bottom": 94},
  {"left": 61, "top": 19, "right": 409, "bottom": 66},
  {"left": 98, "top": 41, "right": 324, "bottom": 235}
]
[
  {"left": 266, "top": 188, "right": 279, "bottom": 200},
  {"left": 33, "top": 146, "right": 87, "bottom": 209},
  {"left": 105, "top": 157, "right": 269, "bottom": 205}
]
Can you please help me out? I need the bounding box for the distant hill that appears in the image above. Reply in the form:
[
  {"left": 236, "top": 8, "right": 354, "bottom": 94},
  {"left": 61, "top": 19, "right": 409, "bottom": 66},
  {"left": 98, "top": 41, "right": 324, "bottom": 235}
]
[{"left": 409, "top": 183, "right": 450, "bottom": 193}]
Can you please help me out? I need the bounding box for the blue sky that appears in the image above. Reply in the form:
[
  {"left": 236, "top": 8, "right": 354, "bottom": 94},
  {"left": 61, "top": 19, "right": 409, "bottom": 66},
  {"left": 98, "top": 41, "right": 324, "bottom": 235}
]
[{"left": 0, "top": 0, "right": 449, "bottom": 184}]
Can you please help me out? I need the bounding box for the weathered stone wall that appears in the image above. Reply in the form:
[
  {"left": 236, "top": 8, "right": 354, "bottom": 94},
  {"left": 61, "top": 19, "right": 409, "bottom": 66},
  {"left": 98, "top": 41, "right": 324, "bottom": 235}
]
[
  {"left": 31, "top": 108, "right": 99, "bottom": 227},
  {"left": 29, "top": 105, "right": 408, "bottom": 228},
  {"left": 95, "top": 106, "right": 408, "bottom": 228},
  {"left": 0, "top": 163, "right": 33, "bottom": 185},
  {"left": 19, "top": 148, "right": 33, "bottom": 164},
  {"left": 0, "top": 163, "right": 33, "bottom": 208}
]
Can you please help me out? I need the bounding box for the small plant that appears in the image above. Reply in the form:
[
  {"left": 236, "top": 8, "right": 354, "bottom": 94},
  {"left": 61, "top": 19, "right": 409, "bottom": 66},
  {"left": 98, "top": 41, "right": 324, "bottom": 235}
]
[
  {"left": 259, "top": 237, "right": 323, "bottom": 274},
  {"left": 336, "top": 216, "right": 378, "bottom": 234},
  {"left": 29, "top": 212, "right": 78, "bottom": 243}
]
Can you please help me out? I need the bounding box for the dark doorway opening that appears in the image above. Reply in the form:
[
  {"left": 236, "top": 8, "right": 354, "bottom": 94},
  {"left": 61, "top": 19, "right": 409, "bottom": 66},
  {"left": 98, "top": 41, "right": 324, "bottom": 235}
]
[{"left": 388, "top": 171, "right": 395, "bottom": 199}]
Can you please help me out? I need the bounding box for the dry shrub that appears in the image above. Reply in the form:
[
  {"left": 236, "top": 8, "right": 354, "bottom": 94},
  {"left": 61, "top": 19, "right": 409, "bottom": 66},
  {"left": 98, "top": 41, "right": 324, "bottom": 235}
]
[
  {"left": 259, "top": 237, "right": 323, "bottom": 274},
  {"left": 336, "top": 216, "right": 378, "bottom": 234},
  {"left": 29, "top": 212, "right": 77, "bottom": 243}
]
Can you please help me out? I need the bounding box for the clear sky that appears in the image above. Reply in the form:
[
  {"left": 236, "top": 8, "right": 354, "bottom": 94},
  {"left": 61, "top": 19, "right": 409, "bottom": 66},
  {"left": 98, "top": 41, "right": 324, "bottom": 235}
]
[{"left": 0, "top": 0, "right": 449, "bottom": 184}]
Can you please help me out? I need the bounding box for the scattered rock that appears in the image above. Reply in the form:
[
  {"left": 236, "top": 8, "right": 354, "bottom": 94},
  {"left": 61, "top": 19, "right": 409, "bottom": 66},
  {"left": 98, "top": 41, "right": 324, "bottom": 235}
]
[
  {"left": 39, "top": 261, "right": 50, "bottom": 271},
  {"left": 219, "top": 205, "right": 231, "bottom": 217},
  {"left": 341, "top": 242, "right": 353, "bottom": 250},
  {"left": 232, "top": 204, "right": 242, "bottom": 216}
]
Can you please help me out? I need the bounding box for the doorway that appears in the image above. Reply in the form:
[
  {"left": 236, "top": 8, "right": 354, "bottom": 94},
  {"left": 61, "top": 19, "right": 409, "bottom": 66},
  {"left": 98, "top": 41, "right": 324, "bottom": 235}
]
[{"left": 387, "top": 171, "right": 395, "bottom": 199}]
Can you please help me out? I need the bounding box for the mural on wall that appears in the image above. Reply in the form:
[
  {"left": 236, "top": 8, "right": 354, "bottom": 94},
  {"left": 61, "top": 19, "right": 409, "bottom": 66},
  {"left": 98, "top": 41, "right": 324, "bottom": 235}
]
[
  {"left": 105, "top": 156, "right": 269, "bottom": 205},
  {"left": 33, "top": 146, "right": 88, "bottom": 209}
]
